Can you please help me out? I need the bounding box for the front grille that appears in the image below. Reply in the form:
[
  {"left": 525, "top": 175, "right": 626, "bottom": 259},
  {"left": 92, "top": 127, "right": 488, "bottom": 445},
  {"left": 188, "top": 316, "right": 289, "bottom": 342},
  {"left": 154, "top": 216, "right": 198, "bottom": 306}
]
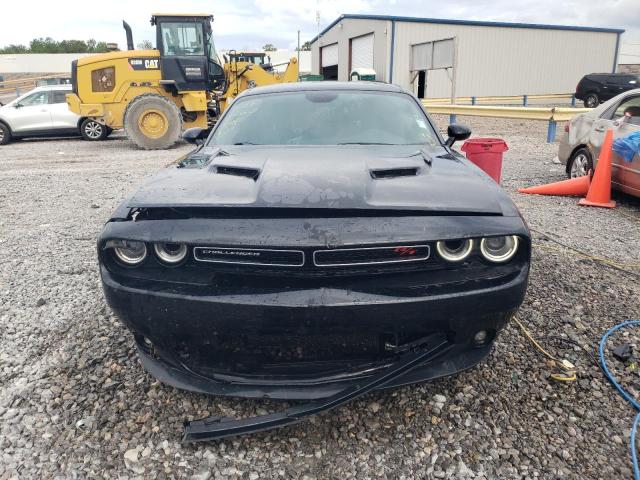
[
  {"left": 193, "top": 244, "right": 432, "bottom": 269},
  {"left": 313, "top": 245, "right": 430, "bottom": 267},
  {"left": 193, "top": 246, "right": 304, "bottom": 267},
  {"left": 168, "top": 328, "right": 445, "bottom": 379}
]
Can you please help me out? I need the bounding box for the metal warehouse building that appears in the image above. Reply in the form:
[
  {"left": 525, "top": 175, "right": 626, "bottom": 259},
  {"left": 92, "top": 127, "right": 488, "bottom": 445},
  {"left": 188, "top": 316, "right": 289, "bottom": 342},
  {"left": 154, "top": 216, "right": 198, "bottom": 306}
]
[{"left": 310, "top": 14, "right": 624, "bottom": 98}]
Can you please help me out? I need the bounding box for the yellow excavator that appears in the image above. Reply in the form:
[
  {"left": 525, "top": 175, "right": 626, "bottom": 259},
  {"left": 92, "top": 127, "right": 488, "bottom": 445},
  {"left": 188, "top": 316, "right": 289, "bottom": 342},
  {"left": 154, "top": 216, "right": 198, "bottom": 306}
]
[{"left": 66, "top": 14, "right": 298, "bottom": 149}]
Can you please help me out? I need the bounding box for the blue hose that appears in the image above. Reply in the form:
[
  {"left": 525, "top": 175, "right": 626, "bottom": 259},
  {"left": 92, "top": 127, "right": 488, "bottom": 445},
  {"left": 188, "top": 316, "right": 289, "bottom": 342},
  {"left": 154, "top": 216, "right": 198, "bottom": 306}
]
[{"left": 599, "top": 320, "right": 640, "bottom": 480}]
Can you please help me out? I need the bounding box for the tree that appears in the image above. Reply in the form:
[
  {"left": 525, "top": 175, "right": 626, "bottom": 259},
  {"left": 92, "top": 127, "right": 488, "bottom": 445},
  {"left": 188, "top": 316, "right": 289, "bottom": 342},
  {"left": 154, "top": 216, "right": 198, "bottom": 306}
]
[
  {"left": 0, "top": 37, "right": 111, "bottom": 54},
  {"left": 59, "top": 40, "right": 90, "bottom": 53},
  {"left": 30, "top": 37, "right": 61, "bottom": 53},
  {"left": 297, "top": 41, "right": 311, "bottom": 51},
  {"left": 137, "top": 40, "right": 153, "bottom": 50},
  {"left": 263, "top": 43, "right": 277, "bottom": 52},
  {"left": 0, "top": 44, "right": 28, "bottom": 54},
  {"left": 93, "top": 42, "right": 110, "bottom": 53}
]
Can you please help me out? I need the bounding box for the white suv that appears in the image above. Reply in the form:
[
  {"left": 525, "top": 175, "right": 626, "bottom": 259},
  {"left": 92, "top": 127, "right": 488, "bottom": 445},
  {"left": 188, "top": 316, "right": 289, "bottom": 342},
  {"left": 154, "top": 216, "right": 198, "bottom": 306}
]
[{"left": 0, "top": 85, "right": 110, "bottom": 145}]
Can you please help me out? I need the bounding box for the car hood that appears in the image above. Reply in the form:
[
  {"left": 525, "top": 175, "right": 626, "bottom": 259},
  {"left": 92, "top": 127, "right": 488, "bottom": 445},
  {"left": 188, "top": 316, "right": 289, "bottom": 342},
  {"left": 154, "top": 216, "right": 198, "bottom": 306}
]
[{"left": 127, "top": 145, "right": 516, "bottom": 216}]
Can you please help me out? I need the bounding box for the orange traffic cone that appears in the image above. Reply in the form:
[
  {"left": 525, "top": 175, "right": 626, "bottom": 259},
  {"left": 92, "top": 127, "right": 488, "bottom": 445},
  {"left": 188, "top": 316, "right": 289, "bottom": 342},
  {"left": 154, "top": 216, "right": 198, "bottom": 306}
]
[
  {"left": 518, "top": 173, "right": 591, "bottom": 196},
  {"left": 579, "top": 129, "right": 616, "bottom": 209}
]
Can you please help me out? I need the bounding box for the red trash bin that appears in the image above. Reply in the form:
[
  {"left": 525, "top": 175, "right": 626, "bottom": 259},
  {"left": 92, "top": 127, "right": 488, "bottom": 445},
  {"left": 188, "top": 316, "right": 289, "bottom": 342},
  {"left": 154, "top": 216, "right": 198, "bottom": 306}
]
[{"left": 460, "top": 138, "right": 509, "bottom": 183}]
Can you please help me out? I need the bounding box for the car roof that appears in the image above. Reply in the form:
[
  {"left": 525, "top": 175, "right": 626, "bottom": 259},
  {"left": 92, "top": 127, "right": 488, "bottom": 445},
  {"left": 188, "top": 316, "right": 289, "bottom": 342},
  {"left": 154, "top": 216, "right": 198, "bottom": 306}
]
[{"left": 240, "top": 81, "right": 407, "bottom": 97}]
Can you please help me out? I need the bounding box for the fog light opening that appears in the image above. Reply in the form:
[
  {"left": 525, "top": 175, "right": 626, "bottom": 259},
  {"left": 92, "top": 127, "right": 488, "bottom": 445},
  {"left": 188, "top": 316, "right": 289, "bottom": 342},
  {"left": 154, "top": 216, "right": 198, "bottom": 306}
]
[{"left": 473, "top": 330, "right": 488, "bottom": 345}]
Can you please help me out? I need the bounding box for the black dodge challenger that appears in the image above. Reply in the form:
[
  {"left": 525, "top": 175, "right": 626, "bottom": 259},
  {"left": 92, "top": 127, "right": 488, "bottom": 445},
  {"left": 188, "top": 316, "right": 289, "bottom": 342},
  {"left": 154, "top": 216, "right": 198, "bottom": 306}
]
[{"left": 98, "top": 82, "right": 530, "bottom": 440}]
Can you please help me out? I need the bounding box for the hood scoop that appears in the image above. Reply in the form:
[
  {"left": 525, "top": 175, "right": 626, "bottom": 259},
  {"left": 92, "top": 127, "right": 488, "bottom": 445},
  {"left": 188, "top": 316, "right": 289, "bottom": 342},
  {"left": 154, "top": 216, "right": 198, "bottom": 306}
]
[
  {"left": 370, "top": 167, "right": 420, "bottom": 180},
  {"left": 178, "top": 147, "right": 229, "bottom": 169},
  {"left": 214, "top": 164, "right": 261, "bottom": 180}
]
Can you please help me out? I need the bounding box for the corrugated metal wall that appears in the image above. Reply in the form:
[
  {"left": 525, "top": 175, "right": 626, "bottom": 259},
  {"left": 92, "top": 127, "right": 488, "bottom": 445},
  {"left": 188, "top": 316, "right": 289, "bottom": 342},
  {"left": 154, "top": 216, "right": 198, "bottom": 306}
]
[
  {"left": 393, "top": 22, "right": 619, "bottom": 97},
  {"left": 311, "top": 19, "right": 390, "bottom": 81},
  {"left": 0, "top": 53, "right": 92, "bottom": 73},
  {"left": 312, "top": 18, "right": 620, "bottom": 97}
]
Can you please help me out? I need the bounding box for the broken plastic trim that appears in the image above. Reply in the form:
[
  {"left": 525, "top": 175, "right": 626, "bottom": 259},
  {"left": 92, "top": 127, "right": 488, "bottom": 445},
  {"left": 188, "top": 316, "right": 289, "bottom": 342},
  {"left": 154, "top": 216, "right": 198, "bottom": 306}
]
[{"left": 182, "top": 332, "right": 449, "bottom": 442}]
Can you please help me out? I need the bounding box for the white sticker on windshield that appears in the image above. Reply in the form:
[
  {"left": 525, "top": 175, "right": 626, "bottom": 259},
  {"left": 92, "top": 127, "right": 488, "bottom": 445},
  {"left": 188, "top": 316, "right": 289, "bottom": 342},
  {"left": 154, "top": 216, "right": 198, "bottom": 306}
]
[{"left": 416, "top": 119, "right": 427, "bottom": 129}]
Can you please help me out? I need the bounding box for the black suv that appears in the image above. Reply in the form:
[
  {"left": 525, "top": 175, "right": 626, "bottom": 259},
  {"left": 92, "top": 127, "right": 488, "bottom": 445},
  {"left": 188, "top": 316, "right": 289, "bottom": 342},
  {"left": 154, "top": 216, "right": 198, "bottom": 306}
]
[{"left": 575, "top": 73, "right": 640, "bottom": 108}]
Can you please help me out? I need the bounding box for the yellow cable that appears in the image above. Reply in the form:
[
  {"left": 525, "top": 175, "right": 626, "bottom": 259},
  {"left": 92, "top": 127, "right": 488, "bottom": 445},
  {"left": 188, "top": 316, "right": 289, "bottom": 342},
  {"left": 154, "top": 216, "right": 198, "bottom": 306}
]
[
  {"left": 512, "top": 316, "right": 577, "bottom": 382},
  {"left": 532, "top": 243, "right": 640, "bottom": 270},
  {"left": 512, "top": 316, "right": 557, "bottom": 361}
]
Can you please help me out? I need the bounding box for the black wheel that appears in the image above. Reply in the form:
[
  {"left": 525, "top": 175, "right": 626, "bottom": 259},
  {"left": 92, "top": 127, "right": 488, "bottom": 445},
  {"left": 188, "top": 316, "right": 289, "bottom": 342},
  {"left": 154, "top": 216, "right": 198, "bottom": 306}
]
[
  {"left": 567, "top": 147, "right": 593, "bottom": 179},
  {"left": 0, "top": 123, "right": 12, "bottom": 145},
  {"left": 583, "top": 94, "right": 599, "bottom": 108},
  {"left": 80, "top": 118, "right": 108, "bottom": 141},
  {"left": 123, "top": 94, "right": 182, "bottom": 150}
]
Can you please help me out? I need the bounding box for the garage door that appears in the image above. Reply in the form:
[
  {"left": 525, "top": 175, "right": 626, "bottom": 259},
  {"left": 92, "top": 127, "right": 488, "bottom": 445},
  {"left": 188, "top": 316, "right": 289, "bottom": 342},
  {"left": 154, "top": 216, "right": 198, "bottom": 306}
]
[
  {"left": 351, "top": 34, "right": 374, "bottom": 70},
  {"left": 321, "top": 43, "right": 339, "bottom": 67}
]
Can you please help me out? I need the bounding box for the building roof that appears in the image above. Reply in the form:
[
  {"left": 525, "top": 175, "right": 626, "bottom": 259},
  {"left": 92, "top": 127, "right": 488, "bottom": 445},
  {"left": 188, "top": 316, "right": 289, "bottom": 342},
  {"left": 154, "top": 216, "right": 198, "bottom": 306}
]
[{"left": 309, "top": 14, "right": 625, "bottom": 44}]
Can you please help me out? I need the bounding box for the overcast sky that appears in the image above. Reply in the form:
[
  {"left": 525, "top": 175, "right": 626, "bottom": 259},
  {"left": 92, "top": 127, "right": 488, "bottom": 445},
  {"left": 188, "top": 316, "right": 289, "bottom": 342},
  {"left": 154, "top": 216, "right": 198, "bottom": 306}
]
[{"left": 1, "top": 0, "right": 639, "bottom": 53}]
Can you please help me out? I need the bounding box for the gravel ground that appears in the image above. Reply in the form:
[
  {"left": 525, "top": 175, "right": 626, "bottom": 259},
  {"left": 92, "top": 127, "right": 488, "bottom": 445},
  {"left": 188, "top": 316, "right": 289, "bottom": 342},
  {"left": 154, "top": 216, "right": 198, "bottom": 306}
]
[{"left": 1, "top": 119, "right": 639, "bottom": 480}]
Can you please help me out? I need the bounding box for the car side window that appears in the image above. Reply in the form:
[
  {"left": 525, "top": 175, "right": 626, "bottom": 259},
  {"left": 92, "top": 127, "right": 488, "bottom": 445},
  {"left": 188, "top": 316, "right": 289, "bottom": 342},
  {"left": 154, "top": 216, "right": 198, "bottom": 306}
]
[
  {"left": 51, "top": 91, "right": 68, "bottom": 104},
  {"left": 611, "top": 96, "right": 640, "bottom": 125},
  {"left": 17, "top": 91, "right": 49, "bottom": 107}
]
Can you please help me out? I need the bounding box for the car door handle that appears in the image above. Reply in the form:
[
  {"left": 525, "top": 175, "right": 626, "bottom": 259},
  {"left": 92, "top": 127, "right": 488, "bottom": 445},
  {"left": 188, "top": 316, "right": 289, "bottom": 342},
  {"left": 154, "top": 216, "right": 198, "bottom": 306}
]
[{"left": 595, "top": 126, "right": 605, "bottom": 132}]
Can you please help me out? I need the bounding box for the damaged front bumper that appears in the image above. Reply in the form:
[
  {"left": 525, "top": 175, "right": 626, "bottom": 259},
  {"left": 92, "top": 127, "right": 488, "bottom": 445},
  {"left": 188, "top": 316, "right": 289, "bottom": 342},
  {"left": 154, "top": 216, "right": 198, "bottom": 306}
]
[
  {"left": 101, "top": 260, "right": 528, "bottom": 400},
  {"left": 183, "top": 332, "right": 450, "bottom": 442}
]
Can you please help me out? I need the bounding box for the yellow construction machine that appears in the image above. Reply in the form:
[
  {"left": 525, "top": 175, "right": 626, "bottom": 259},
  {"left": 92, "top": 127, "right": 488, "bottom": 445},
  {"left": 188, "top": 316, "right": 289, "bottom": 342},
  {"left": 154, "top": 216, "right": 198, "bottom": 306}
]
[{"left": 66, "top": 14, "right": 298, "bottom": 149}]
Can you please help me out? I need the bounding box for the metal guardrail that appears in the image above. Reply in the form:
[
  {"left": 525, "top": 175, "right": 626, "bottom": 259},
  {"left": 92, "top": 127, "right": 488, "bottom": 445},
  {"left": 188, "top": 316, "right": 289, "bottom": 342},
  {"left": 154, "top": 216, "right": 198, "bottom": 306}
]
[
  {"left": 0, "top": 74, "right": 67, "bottom": 97},
  {"left": 422, "top": 101, "right": 592, "bottom": 143},
  {"left": 425, "top": 93, "right": 577, "bottom": 107}
]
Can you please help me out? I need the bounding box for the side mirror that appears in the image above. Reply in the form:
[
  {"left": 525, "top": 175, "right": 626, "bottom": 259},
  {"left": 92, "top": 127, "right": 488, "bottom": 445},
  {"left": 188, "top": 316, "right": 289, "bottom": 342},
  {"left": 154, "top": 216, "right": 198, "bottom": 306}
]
[
  {"left": 445, "top": 124, "right": 471, "bottom": 147},
  {"left": 182, "top": 127, "right": 209, "bottom": 145},
  {"left": 14, "top": 103, "right": 23, "bottom": 109}
]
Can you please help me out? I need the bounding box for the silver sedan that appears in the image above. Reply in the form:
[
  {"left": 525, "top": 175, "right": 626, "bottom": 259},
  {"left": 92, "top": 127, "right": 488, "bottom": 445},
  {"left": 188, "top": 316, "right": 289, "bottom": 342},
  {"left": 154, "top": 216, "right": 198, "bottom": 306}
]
[{"left": 558, "top": 88, "right": 640, "bottom": 197}]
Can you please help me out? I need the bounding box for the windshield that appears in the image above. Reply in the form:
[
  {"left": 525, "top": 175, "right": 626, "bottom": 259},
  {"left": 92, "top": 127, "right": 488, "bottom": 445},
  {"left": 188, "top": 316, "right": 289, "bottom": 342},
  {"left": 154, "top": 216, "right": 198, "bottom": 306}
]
[
  {"left": 161, "top": 22, "right": 205, "bottom": 56},
  {"left": 209, "top": 91, "right": 441, "bottom": 146}
]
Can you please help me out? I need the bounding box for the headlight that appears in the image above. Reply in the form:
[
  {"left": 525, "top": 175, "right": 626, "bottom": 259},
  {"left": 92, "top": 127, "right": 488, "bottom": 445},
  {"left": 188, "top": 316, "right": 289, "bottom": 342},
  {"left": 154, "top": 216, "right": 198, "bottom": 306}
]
[
  {"left": 154, "top": 242, "right": 188, "bottom": 265},
  {"left": 480, "top": 235, "right": 519, "bottom": 263},
  {"left": 110, "top": 239, "right": 147, "bottom": 265},
  {"left": 436, "top": 239, "right": 474, "bottom": 262}
]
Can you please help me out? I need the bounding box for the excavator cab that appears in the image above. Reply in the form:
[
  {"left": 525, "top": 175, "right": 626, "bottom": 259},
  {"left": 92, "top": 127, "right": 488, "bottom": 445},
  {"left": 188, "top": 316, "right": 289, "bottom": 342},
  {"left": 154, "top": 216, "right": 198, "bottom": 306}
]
[{"left": 151, "top": 14, "right": 225, "bottom": 92}]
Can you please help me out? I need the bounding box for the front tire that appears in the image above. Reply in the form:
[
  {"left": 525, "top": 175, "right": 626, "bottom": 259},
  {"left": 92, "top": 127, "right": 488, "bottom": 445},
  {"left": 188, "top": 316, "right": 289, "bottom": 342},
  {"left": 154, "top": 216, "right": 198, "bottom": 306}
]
[
  {"left": 567, "top": 147, "right": 593, "bottom": 179},
  {"left": 583, "top": 94, "right": 599, "bottom": 108},
  {"left": 0, "top": 123, "right": 12, "bottom": 145},
  {"left": 123, "top": 94, "right": 182, "bottom": 150},
  {"left": 80, "top": 118, "right": 108, "bottom": 141}
]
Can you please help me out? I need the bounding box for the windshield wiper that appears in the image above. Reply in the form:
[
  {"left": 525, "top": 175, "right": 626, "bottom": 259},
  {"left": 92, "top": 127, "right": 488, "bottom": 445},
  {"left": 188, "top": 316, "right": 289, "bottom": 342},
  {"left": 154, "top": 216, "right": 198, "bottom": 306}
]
[{"left": 234, "top": 141, "right": 261, "bottom": 145}]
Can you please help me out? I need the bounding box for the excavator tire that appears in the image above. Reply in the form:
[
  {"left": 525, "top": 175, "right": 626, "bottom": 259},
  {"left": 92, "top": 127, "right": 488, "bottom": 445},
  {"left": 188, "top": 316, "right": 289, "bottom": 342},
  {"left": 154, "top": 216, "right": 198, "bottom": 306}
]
[{"left": 124, "top": 94, "right": 182, "bottom": 150}]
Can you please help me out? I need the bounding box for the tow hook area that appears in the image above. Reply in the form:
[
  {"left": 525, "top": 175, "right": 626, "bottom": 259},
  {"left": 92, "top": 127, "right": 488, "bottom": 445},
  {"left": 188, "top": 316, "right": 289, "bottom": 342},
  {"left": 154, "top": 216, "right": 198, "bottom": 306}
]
[{"left": 182, "top": 333, "right": 450, "bottom": 442}]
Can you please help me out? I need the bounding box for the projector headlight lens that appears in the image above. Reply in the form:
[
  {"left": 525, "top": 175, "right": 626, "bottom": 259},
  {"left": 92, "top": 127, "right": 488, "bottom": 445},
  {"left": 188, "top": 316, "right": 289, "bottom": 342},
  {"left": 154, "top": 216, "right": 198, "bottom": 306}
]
[
  {"left": 436, "top": 238, "right": 474, "bottom": 262},
  {"left": 110, "top": 239, "right": 147, "bottom": 266},
  {"left": 480, "top": 235, "right": 519, "bottom": 263},
  {"left": 154, "top": 242, "right": 188, "bottom": 265}
]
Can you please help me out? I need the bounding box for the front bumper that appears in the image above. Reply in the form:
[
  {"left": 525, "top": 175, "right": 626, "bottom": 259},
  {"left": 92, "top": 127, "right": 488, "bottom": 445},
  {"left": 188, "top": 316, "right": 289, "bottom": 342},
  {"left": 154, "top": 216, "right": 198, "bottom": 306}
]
[{"left": 101, "top": 260, "right": 528, "bottom": 400}]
